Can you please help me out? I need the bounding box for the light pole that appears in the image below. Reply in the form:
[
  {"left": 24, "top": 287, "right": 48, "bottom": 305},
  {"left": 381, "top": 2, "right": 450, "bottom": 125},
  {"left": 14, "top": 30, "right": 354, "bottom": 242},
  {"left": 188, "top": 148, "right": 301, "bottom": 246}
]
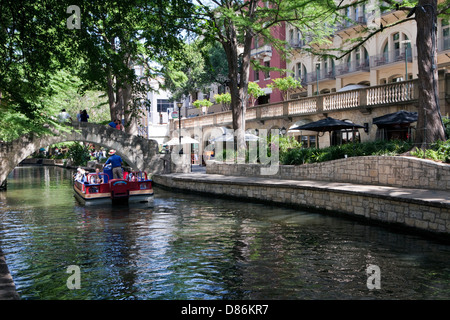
[
  {"left": 177, "top": 102, "right": 182, "bottom": 153},
  {"left": 316, "top": 63, "right": 320, "bottom": 95},
  {"left": 401, "top": 40, "right": 411, "bottom": 81}
]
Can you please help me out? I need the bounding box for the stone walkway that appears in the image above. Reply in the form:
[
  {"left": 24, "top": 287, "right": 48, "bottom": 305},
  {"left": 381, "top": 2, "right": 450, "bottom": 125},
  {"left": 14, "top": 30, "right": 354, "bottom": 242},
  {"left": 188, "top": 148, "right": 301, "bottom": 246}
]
[{"left": 168, "top": 167, "right": 450, "bottom": 207}]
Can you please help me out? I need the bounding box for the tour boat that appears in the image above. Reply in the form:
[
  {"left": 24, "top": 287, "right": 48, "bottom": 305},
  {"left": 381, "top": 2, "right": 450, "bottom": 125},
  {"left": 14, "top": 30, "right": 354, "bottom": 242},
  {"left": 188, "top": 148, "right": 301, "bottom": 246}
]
[{"left": 73, "top": 165, "right": 154, "bottom": 206}]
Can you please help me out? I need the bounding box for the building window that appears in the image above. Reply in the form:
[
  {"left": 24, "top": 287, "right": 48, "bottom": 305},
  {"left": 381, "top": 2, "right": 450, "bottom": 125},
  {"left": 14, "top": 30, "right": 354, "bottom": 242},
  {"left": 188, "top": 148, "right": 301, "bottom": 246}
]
[
  {"left": 157, "top": 99, "right": 172, "bottom": 113},
  {"left": 296, "top": 63, "right": 307, "bottom": 83},
  {"left": 264, "top": 61, "right": 270, "bottom": 79},
  {"left": 331, "top": 124, "right": 361, "bottom": 146},
  {"left": 393, "top": 32, "right": 400, "bottom": 58},
  {"left": 297, "top": 135, "right": 318, "bottom": 149},
  {"left": 254, "top": 69, "right": 259, "bottom": 81},
  {"left": 443, "top": 19, "right": 450, "bottom": 50},
  {"left": 254, "top": 35, "right": 259, "bottom": 49}
]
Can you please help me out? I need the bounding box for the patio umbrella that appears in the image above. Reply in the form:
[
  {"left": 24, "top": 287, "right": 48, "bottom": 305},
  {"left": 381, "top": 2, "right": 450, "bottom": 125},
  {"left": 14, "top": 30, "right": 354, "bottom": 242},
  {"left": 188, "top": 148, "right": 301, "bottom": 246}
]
[
  {"left": 372, "top": 110, "right": 418, "bottom": 127},
  {"left": 165, "top": 136, "right": 199, "bottom": 145},
  {"left": 211, "top": 133, "right": 259, "bottom": 142},
  {"left": 291, "top": 117, "right": 363, "bottom": 145},
  {"left": 291, "top": 117, "right": 364, "bottom": 132}
]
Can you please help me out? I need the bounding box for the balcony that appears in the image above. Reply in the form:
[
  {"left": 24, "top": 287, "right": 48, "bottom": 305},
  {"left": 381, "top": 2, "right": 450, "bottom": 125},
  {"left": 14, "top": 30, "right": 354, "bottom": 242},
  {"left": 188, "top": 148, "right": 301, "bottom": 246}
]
[
  {"left": 371, "top": 48, "right": 413, "bottom": 68},
  {"left": 288, "top": 40, "right": 305, "bottom": 50},
  {"left": 306, "top": 69, "right": 336, "bottom": 84},
  {"left": 250, "top": 45, "right": 272, "bottom": 59},
  {"left": 336, "top": 60, "right": 370, "bottom": 77},
  {"left": 336, "top": 16, "right": 367, "bottom": 33}
]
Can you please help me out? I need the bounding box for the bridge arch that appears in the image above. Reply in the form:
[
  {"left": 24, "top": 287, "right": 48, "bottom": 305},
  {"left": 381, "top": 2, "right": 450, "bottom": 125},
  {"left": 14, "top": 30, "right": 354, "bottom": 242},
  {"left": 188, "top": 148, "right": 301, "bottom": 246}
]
[{"left": 0, "top": 122, "right": 165, "bottom": 186}]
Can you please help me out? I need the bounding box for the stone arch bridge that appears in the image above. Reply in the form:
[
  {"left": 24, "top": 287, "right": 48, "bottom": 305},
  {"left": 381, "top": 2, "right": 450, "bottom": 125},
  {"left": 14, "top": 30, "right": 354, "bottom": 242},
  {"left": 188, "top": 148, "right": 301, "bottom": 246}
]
[{"left": 0, "top": 122, "right": 174, "bottom": 187}]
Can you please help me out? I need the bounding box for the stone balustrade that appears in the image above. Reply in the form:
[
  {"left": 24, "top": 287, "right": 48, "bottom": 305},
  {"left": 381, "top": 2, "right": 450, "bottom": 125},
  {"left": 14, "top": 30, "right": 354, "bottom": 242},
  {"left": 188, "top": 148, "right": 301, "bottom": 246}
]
[{"left": 174, "top": 80, "right": 418, "bottom": 130}]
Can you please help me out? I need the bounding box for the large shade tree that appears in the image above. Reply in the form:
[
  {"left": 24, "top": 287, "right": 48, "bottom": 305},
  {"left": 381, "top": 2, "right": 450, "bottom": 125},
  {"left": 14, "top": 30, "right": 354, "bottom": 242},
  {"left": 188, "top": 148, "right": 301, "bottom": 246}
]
[
  {"left": 68, "top": 0, "right": 193, "bottom": 134},
  {"left": 0, "top": 0, "right": 75, "bottom": 140},
  {"left": 181, "top": 0, "right": 354, "bottom": 158},
  {"left": 0, "top": 0, "right": 194, "bottom": 139}
]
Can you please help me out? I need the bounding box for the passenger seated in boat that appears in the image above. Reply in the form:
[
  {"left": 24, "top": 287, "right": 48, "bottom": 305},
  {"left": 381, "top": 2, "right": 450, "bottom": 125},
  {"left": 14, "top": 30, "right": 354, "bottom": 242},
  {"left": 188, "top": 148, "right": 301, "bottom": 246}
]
[
  {"left": 90, "top": 168, "right": 104, "bottom": 184},
  {"left": 74, "top": 168, "right": 86, "bottom": 182},
  {"left": 127, "top": 172, "right": 137, "bottom": 182}
]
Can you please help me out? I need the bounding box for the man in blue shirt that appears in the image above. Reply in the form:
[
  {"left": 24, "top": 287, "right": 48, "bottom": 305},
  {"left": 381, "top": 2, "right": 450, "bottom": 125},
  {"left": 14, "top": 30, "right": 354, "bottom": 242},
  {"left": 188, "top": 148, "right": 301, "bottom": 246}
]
[
  {"left": 108, "top": 120, "right": 117, "bottom": 128},
  {"left": 104, "top": 150, "right": 123, "bottom": 179}
]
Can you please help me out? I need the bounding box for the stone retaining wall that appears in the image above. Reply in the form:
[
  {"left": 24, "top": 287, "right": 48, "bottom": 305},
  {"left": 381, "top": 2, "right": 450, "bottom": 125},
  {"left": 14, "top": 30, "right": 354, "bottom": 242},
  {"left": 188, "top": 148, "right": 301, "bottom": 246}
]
[
  {"left": 153, "top": 174, "right": 450, "bottom": 238},
  {"left": 206, "top": 156, "right": 450, "bottom": 191}
]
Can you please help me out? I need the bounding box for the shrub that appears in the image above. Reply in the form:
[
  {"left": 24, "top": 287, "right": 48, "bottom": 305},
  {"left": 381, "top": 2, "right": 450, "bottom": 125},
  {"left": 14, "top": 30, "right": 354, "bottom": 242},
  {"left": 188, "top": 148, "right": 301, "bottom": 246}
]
[
  {"left": 280, "top": 140, "right": 413, "bottom": 165},
  {"left": 410, "top": 139, "right": 450, "bottom": 163}
]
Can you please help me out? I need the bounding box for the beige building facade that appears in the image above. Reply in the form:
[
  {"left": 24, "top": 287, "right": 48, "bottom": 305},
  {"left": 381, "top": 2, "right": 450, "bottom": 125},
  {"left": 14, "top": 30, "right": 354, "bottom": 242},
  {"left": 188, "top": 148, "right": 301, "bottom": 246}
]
[{"left": 172, "top": 1, "right": 450, "bottom": 151}]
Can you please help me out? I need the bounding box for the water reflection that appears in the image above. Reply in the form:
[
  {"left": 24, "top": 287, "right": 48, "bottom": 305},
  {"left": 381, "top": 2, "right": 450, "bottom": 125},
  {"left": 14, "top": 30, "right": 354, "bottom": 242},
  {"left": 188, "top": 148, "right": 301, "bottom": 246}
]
[{"left": 0, "top": 166, "right": 449, "bottom": 299}]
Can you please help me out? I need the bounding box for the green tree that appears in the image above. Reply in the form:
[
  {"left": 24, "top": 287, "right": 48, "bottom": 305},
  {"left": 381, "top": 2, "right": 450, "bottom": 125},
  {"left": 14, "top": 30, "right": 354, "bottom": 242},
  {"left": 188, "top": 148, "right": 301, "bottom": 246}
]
[
  {"left": 0, "top": 0, "right": 78, "bottom": 141},
  {"left": 162, "top": 40, "right": 210, "bottom": 101},
  {"left": 214, "top": 93, "right": 232, "bottom": 111},
  {"left": 247, "top": 82, "right": 265, "bottom": 107},
  {"left": 68, "top": 0, "right": 193, "bottom": 134},
  {"left": 267, "top": 76, "right": 303, "bottom": 101},
  {"left": 186, "top": 0, "right": 346, "bottom": 159}
]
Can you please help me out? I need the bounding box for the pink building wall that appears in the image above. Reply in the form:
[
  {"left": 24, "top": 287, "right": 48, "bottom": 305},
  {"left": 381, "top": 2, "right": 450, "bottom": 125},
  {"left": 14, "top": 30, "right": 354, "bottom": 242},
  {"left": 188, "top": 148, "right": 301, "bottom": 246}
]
[{"left": 248, "top": 21, "right": 286, "bottom": 105}]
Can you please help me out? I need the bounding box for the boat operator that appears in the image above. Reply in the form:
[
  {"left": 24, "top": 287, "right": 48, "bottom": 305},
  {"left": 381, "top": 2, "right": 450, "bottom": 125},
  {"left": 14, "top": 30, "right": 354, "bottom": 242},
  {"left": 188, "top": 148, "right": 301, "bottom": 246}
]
[{"left": 104, "top": 150, "right": 123, "bottom": 179}]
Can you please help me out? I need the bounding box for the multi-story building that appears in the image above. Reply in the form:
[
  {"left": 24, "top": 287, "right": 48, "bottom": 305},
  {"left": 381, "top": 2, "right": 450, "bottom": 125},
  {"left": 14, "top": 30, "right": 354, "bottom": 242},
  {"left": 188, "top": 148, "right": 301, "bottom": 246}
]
[
  {"left": 248, "top": 21, "right": 287, "bottom": 105},
  {"left": 282, "top": 0, "right": 449, "bottom": 147},
  {"left": 171, "top": 1, "right": 450, "bottom": 151}
]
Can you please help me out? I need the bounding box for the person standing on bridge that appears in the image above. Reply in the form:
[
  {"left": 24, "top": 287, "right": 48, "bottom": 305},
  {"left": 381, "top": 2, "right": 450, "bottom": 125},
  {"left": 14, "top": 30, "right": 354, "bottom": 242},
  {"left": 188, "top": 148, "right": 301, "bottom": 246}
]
[
  {"left": 104, "top": 150, "right": 123, "bottom": 179},
  {"left": 80, "top": 110, "right": 89, "bottom": 122},
  {"left": 58, "top": 109, "right": 72, "bottom": 124}
]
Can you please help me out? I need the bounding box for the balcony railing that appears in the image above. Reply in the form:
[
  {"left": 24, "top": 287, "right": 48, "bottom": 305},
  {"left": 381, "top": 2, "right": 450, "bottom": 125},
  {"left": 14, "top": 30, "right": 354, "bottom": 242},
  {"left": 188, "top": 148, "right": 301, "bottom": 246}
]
[
  {"left": 173, "top": 80, "right": 418, "bottom": 130},
  {"left": 306, "top": 69, "right": 336, "bottom": 83},
  {"left": 250, "top": 45, "right": 272, "bottom": 58},
  {"left": 288, "top": 40, "right": 305, "bottom": 49},
  {"left": 371, "top": 47, "right": 413, "bottom": 68},
  {"left": 336, "top": 59, "right": 370, "bottom": 76}
]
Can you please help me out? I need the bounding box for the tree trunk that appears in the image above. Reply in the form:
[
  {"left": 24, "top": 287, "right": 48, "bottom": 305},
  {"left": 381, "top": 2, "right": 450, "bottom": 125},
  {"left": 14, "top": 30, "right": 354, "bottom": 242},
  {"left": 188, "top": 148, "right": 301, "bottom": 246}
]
[
  {"left": 107, "top": 72, "right": 119, "bottom": 121},
  {"left": 220, "top": 2, "right": 256, "bottom": 161},
  {"left": 222, "top": 23, "right": 246, "bottom": 161},
  {"left": 414, "top": 0, "right": 445, "bottom": 148}
]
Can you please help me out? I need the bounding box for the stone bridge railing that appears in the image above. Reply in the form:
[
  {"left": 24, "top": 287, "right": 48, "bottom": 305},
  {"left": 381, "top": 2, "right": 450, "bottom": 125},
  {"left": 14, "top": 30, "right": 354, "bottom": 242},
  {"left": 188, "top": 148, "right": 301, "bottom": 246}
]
[{"left": 173, "top": 80, "right": 418, "bottom": 130}]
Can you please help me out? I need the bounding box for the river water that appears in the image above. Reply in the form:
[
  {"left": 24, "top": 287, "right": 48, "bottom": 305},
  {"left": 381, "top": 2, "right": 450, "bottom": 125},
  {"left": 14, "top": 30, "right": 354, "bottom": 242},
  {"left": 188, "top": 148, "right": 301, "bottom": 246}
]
[{"left": 0, "top": 166, "right": 449, "bottom": 300}]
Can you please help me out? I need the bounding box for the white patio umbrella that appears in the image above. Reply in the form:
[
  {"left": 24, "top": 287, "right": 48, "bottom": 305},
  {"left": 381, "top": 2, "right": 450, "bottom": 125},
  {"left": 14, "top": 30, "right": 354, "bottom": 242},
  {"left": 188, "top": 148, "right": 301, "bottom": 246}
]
[
  {"left": 165, "top": 136, "right": 199, "bottom": 145},
  {"left": 211, "top": 133, "right": 259, "bottom": 142}
]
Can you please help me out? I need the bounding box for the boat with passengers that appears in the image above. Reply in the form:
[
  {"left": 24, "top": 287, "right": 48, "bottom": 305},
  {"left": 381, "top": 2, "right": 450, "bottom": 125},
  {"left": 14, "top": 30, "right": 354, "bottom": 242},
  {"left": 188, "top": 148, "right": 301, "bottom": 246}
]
[{"left": 73, "top": 164, "right": 154, "bottom": 205}]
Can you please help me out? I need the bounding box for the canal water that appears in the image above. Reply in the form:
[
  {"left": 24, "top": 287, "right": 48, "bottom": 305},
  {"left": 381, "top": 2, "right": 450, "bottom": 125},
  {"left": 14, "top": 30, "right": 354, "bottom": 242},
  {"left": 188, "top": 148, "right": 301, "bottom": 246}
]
[{"left": 0, "top": 166, "right": 449, "bottom": 300}]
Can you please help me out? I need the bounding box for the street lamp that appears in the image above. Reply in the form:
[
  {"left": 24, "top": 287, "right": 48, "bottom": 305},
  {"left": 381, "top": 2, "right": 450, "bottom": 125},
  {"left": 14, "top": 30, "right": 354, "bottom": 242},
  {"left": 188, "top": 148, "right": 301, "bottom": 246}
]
[
  {"left": 316, "top": 63, "right": 320, "bottom": 95},
  {"left": 401, "top": 40, "right": 411, "bottom": 81},
  {"left": 177, "top": 102, "right": 182, "bottom": 153}
]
